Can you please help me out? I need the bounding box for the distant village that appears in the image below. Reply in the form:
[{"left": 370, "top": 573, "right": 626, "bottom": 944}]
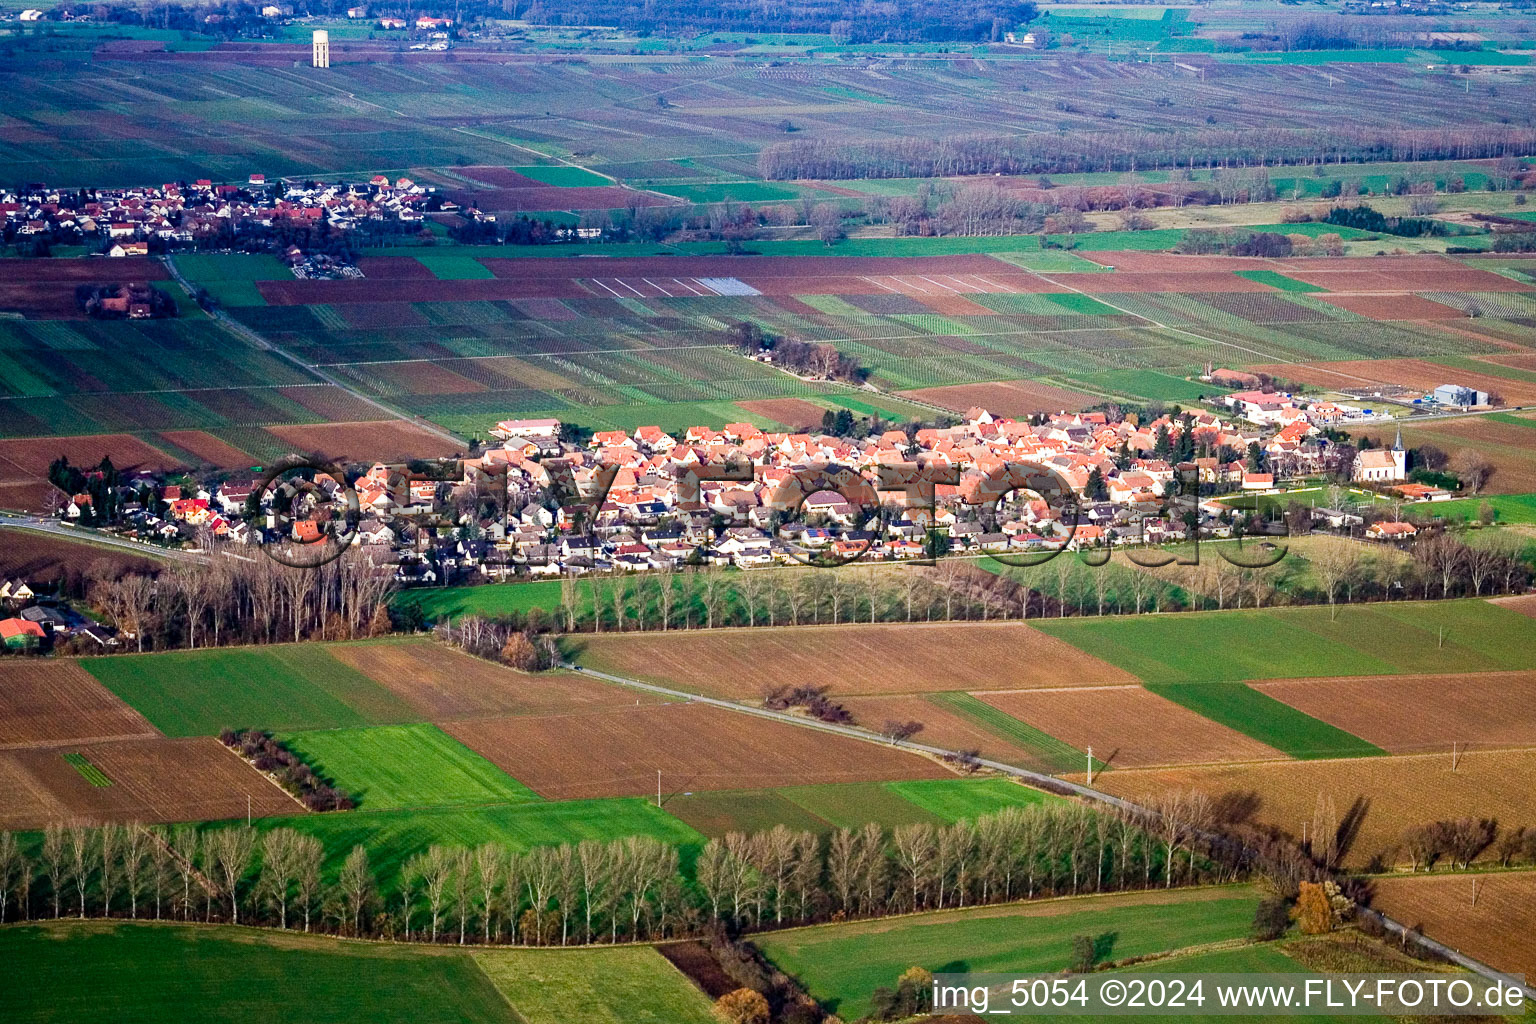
[{"left": 0, "top": 174, "right": 453, "bottom": 257}]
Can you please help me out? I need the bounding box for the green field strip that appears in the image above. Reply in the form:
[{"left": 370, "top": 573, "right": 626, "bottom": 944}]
[
  {"left": 1060, "top": 368, "right": 1212, "bottom": 402},
  {"left": 2, "top": 923, "right": 515, "bottom": 1024},
  {"left": 1273, "top": 600, "right": 1536, "bottom": 675},
  {"left": 279, "top": 724, "right": 538, "bottom": 810},
  {"left": 756, "top": 888, "right": 1259, "bottom": 1023},
  {"left": 474, "top": 946, "right": 717, "bottom": 1024},
  {"left": 83, "top": 645, "right": 420, "bottom": 737},
  {"left": 413, "top": 254, "right": 496, "bottom": 280},
  {"left": 237, "top": 797, "right": 705, "bottom": 890},
  {"left": 1482, "top": 412, "right": 1536, "bottom": 430},
  {"left": 1428, "top": 355, "right": 1536, "bottom": 385},
  {"left": 1429, "top": 492, "right": 1536, "bottom": 524},
  {"left": 1147, "top": 682, "right": 1385, "bottom": 760},
  {"left": 926, "top": 692, "right": 1098, "bottom": 774},
  {"left": 884, "top": 777, "right": 1065, "bottom": 820},
  {"left": 1033, "top": 610, "right": 1397, "bottom": 684},
  {"left": 1234, "top": 269, "right": 1326, "bottom": 293},
  {"left": 778, "top": 781, "right": 948, "bottom": 830},
  {"left": 512, "top": 165, "right": 612, "bottom": 187},
  {"left": 62, "top": 751, "right": 112, "bottom": 787}
]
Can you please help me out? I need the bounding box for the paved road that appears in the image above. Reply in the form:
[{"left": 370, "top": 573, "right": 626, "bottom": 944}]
[
  {"left": 566, "top": 659, "right": 1533, "bottom": 998},
  {"left": 0, "top": 516, "right": 206, "bottom": 563}
]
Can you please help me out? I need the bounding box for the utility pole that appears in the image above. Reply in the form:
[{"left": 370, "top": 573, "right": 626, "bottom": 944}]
[
  {"left": 656, "top": 769, "right": 662, "bottom": 808},
  {"left": 247, "top": 795, "right": 252, "bottom": 827},
  {"left": 1086, "top": 747, "right": 1094, "bottom": 786}
]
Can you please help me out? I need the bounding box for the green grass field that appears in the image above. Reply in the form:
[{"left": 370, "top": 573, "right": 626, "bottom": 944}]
[
  {"left": 925, "top": 692, "right": 1100, "bottom": 774},
  {"left": 1234, "top": 269, "right": 1325, "bottom": 293},
  {"left": 664, "top": 777, "right": 1062, "bottom": 837},
  {"left": 1066, "top": 368, "right": 1212, "bottom": 402},
  {"left": 174, "top": 253, "right": 290, "bottom": 307},
  {"left": 0, "top": 922, "right": 516, "bottom": 1024},
  {"left": 393, "top": 579, "right": 565, "bottom": 622},
  {"left": 1035, "top": 600, "right": 1536, "bottom": 683},
  {"left": 653, "top": 181, "right": 800, "bottom": 203},
  {"left": 513, "top": 165, "right": 613, "bottom": 187},
  {"left": 473, "top": 946, "right": 716, "bottom": 1024},
  {"left": 1428, "top": 493, "right": 1536, "bottom": 524},
  {"left": 756, "top": 887, "right": 1259, "bottom": 1021},
  {"left": 1147, "top": 682, "right": 1385, "bottom": 759},
  {"left": 83, "top": 645, "right": 418, "bottom": 736},
  {"left": 414, "top": 254, "right": 496, "bottom": 280},
  {"left": 245, "top": 798, "right": 704, "bottom": 886},
  {"left": 279, "top": 724, "right": 538, "bottom": 810}
]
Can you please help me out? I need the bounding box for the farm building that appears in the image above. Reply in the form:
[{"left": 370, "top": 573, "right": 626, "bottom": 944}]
[
  {"left": 0, "top": 618, "right": 46, "bottom": 650},
  {"left": 1431, "top": 383, "right": 1490, "bottom": 408}
]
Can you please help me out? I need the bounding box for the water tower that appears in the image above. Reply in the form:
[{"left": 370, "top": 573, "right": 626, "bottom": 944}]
[{"left": 312, "top": 29, "right": 330, "bottom": 68}]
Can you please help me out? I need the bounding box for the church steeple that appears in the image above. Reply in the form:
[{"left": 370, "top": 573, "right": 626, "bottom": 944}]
[{"left": 1393, "top": 426, "right": 1403, "bottom": 451}]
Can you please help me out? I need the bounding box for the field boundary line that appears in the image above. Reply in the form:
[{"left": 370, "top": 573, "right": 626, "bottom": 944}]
[
  {"left": 216, "top": 739, "right": 310, "bottom": 813},
  {"left": 164, "top": 255, "right": 468, "bottom": 449}
]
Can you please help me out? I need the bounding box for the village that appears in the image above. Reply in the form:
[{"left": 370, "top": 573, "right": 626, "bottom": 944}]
[
  {"left": 0, "top": 174, "right": 449, "bottom": 256},
  {"left": 18, "top": 375, "right": 1470, "bottom": 608}
]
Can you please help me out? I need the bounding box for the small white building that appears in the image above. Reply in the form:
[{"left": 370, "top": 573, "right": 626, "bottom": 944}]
[{"left": 1353, "top": 428, "right": 1406, "bottom": 483}]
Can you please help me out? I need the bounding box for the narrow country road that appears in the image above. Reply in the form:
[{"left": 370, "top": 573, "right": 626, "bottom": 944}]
[{"left": 0, "top": 517, "right": 206, "bottom": 563}]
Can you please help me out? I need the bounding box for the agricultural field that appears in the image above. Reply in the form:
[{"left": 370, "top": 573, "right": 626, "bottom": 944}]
[
  {"left": 325, "top": 640, "right": 671, "bottom": 720},
  {"left": 1, "top": 922, "right": 520, "bottom": 1024},
  {"left": 568, "top": 621, "right": 1138, "bottom": 699},
  {"left": 1085, "top": 748, "right": 1536, "bottom": 870},
  {"left": 247, "top": 798, "right": 704, "bottom": 884},
  {"left": 0, "top": 736, "right": 298, "bottom": 830},
  {"left": 755, "top": 886, "right": 1259, "bottom": 1021},
  {"left": 81, "top": 644, "right": 419, "bottom": 737},
  {"left": 441, "top": 701, "right": 951, "bottom": 800},
  {"left": 976, "top": 685, "right": 1289, "bottom": 769},
  {"left": 1354, "top": 415, "right": 1536, "bottom": 495},
  {"left": 840, "top": 691, "right": 1090, "bottom": 774},
  {"left": 664, "top": 777, "right": 1062, "bottom": 837},
  {"left": 1255, "top": 670, "right": 1536, "bottom": 755},
  {"left": 1143, "top": 682, "right": 1386, "bottom": 760},
  {"left": 471, "top": 946, "right": 717, "bottom": 1024},
  {"left": 278, "top": 723, "right": 538, "bottom": 810},
  {"left": 0, "top": 660, "right": 156, "bottom": 748},
  {"left": 1370, "top": 871, "right": 1536, "bottom": 981},
  {"left": 169, "top": 247, "right": 1536, "bottom": 443},
  {"left": 1032, "top": 599, "right": 1536, "bottom": 683}
]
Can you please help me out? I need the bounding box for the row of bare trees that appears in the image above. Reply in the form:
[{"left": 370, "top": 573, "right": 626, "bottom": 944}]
[
  {"left": 758, "top": 127, "right": 1536, "bottom": 181},
  {"left": 80, "top": 549, "right": 395, "bottom": 654},
  {"left": 0, "top": 800, "right": 1253, "bottom": 942}
]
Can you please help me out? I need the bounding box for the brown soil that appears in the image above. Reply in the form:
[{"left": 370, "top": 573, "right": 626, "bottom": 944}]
[
  {"left": 0, "top": 662, "right": 158, "bottom": 749},
  {"left": 1370, "top": 871, "right": 1536, "bottom": 980},
  {"left": 444, "top": 701, "right": 948, "bottom": 800},
  {"left": 0, "top": 737, "right": 300, "bottom": 830},
  {"left": 901, "top": 380, "right": 1098, "bottom": 416},
  {"left": 1256, "top": 671, "right": 1536, "bottom": 755},
  {"left": 263, "top": 420, "right": 463, "bottom": 463},
  {"left": 326, "top": 641, "right": 665, "bottom": 720},
  {"left": 570, "top": 621, "right": 1138, "bottom": 699},
  {"left": 736, "top": 398, "right": 829, "bottom": 431},
  {"left": 979, "top": 686, "right": 1287, "bottom": 769},
  {"left": 1082, "top": 749, "right": 1536, "bottom": 869}
]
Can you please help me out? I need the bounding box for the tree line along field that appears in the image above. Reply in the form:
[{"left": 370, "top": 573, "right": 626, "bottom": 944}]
[{"left": 4, "top": 42, "right": 1536, "bottom": 188}]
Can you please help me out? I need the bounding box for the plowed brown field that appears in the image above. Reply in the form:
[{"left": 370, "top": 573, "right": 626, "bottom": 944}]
[
  {"left": 445, "top": 702, "right": 948, "bottom": 799},
  {"left": 570, "top": 621, "right": 1138, "bottom": 699},
  {"left": 1259, "top": 358, "right": 1536, "bottom": 405},
  {"left": 0, "top": 737, "right": 299, "bottom": 829},
  {"left": 327, "top": 641, "right": 666, "bottom": 720},
  {"left": 0, "top": 662, "right": 157, "bottom": 748},
  {"left": 1351, "top": 417, "right": 1536, "bottom": 493},
  {"left": 901, "top": 380, "right": 1098, "bottom": 416},
  {"left": 979, "top": 686, "right": 1287, "bottom": 769},
  {"left": 1256, "top": 671, "right": 1536, "bottom": 755},
  {"left": 839, "top": 693, "right": 1070, "bottom": 771},
  {"left": 1083, "top": 749, "right": 1536, "bottom": 868},
  {"left": 736, "top": 398, "right": 828, "bottom": 430},
  {"left": 0, "top": 434, "right": 177, "bottom": 477},
  {"left": 157, "top": 430, "right": 257, "bottom": 468},
  {"left": 263, "top": 420, "right": 463, "bottom": 462},
  {"left": 1371, "top": 871, "right": 1536, "bottom": 980},
  {"left": 0, "top": 530, "right": 164, "bottom": 581}
]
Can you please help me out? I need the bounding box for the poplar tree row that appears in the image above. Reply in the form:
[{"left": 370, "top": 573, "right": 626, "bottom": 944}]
[{"left": 0, "top": 799, "right": 1255, "bottom": 943}]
